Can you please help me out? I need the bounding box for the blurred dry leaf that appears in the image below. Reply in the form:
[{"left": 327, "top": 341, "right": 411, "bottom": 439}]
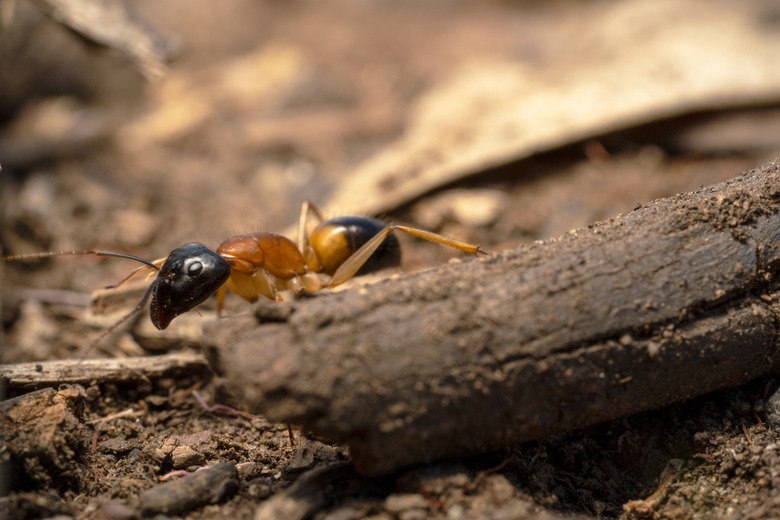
[
  {"left": 118, "top": 43, "right": 309, "bottom": 149},
  {"left": 322, "top": 0, "right": 780, "bottom": 216},
  {"left": 31, "top": 0, "right": 177, "bottom": 79}
]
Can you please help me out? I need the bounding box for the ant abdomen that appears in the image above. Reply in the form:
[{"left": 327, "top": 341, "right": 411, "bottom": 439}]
[{"left": 308, "top": 216, "right": 401, "bottom": 276}]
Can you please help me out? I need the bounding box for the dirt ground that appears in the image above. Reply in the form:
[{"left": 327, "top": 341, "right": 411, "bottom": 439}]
[{"left": 3, "top": 1, "right": 780, "bottom": 519}]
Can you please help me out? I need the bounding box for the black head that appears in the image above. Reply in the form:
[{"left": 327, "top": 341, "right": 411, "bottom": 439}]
[{"left": 149, "top": 243, "right": 231, "bottom": 330}]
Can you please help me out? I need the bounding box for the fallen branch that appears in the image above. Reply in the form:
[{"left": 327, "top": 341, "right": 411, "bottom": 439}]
[
  {"left": 97, "top": 462, "right": 240, "bottom": 518},
  {"left": 206, "top": 159, "right": 780, "bottom": 475},
  {"left": 0, "top": 351, "right": 211, "bottom": 393},
  {"left": 137, "top": 462, "right": 239, "bottom": 516}
]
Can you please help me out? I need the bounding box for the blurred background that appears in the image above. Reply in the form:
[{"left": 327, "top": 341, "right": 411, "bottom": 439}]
[{"left": 2, "top": 0, "right": 780, "bottom": 362}]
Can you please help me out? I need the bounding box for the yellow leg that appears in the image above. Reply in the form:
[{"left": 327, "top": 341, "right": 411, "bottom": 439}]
[
  {"left": 297, "top": 201, "right": 326, "bottom": 253},
  {"left": 392, "top": 225, "right": 486, "bottom": 256},
  {"left": 329, "top": 228, "right": 393, "bottom": 286},
  {"left": 251, "top": 269, "right": 280, "bottom": 301},
  {"left": 329, "top": 225, "right": 486, "bottom": 288},
  {"left": 216, "top": 285, "right": 227, "bottom": 316},
  {"left": 107, "top": 259, "right": 164, "bottom": 289},
  {"left": 225, "top": 272, "right": 260, "bottom": 303}
]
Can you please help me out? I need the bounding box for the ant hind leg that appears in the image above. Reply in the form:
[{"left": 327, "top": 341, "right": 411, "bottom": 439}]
[{"left": 328, "top": 225, "right": 486, "bottom": 288}]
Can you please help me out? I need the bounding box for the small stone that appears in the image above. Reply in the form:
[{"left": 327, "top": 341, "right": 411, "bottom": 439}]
[
  {"left": 171, "top": 445, "right": 205, "bottom": 469},
  {"left": 384, "top": 493, "right": 430, "bottom": 514},
  {"left": 446, "top": 503, "right": 465, "bottom": 519},
  {"left": 646, "top": 341, "right": 661, "bottom": 357},
  {"left": 98, "top": 498, "right": 136, "bottom": 520},
  {"left": 484, "top": 474, "right": 516, "bottom": 503},
  {"left": 99, "top": 436, "right": 141, "bottom": 455}
]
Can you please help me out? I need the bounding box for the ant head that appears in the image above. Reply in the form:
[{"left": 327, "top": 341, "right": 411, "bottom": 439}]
[{"left": 149, "top": 243, "right": 231, "bottom": 330}]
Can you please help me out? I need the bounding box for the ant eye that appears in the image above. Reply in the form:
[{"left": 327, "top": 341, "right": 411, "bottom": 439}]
[{"left": 187, "top": 261, "right": 203, "bottom": 277}]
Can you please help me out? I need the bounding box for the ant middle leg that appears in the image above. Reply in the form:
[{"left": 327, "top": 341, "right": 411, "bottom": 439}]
[{"left": 297, "top": 200, "right": 326, "bottom": 253}]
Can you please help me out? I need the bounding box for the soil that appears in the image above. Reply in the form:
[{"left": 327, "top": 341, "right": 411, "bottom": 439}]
[
  {"left": 3, "top": 1, "right": 780, "bottom": 519},
  {"left": 3, "top": 376, "right": 780, "bottom": 519}
]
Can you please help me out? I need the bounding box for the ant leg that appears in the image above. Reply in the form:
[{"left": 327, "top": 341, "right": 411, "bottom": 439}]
[
  {"left": 217, "top": 270, "right": 281, "bottom": 315},
  {"left": 224, "top": 270, "right": 280, "bottom": 303},
  {"left": 286, "top": 272, "right": 324, "bottom": 293},
  {"left": 329, "top": 227, "right": 396, "bottom": 286},
  {"left": 106, "top": 258, "right": 165, "bottom": 289},
  {"left": 81, "top": 281, "right": 158, "bottom": 360},
  {"left": 105, "top": 265, "right": 152, "bottom": 289},
  {"left": 329, "top": 225, "right": 486, "bottom": 287},
  {"left": 297, "top": 201, "right": 326, "bottom": 253},
  {"left": 216, "top": 285, "right": 227, "bottom": 316},
  {"left": 251, "top": 269, "right": 281, "bottom": 301},
  {"left": 392, "top": 225, "right": 487, "bottom": 256}
]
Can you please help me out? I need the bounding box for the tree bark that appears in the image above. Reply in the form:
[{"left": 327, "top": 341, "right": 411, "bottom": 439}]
[{"left": 206, "top": 159, "right": 780, "bottom": 476}]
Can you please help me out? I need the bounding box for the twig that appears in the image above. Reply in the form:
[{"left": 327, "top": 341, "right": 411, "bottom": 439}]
[
  {"left": 207, "top": 160, "right": 780, "bottom": 475},
  {"left": 137, "top": 461, "right": 239, "bottom": 516},
  {"left": 88, "top": 407, "right": 138, "bottom": 425},
  {"left": 0, "top": 351, "right": 212, "bottom": 393}
]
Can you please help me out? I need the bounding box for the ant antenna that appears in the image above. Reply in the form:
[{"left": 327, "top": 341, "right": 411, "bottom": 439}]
[
  {"left": 3, "top": 250, "right": 160, "bottom": 270},
  {"left": 5, "top": 249, "right": 162, "bottom": 361}
]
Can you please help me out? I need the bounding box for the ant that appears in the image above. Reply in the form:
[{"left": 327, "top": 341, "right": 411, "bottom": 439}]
[{"left": 5, "top": 202, "right": 487, "bottom": 333}]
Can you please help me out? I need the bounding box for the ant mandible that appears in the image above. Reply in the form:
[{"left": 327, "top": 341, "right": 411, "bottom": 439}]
[{"left": 6, "top": 202, "right": 487, "bottom": 331}]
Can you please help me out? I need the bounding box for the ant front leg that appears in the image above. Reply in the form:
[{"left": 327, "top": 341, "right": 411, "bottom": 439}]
[
  {"left": 328, "top": 225, "right": 486, "bottom": 287},
  {"left": 106, "top": 257, "right": 166, "bottom": 289}
]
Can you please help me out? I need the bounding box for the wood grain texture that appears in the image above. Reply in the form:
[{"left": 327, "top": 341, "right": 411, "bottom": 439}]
[
  {"left": 0, "top": 351, "right": 211, "bottom": 393},
  {"left": 206, "top": 159, "right": 780, "bottom": 475}
]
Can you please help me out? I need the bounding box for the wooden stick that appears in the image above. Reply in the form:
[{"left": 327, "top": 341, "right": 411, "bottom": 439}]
[
  {"left": 206, "top": 159, "right": 780, "bottom": 475},
  {"left": 0, "top": 351, "right": 211, "bottom": 393},
  {"left": 138, "top": 462, "right": 239, "bottom": 517}
]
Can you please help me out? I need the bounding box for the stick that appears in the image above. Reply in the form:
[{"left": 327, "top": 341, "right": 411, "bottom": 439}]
[
  {"left": 206, "top": 159, "right": 780, "bottom": 475},
  {"left": 138, "top": 462, "right": 239, "bottom": 517},
  {"left": 0, "top": 351, "right": 212, "bottom": 393}
]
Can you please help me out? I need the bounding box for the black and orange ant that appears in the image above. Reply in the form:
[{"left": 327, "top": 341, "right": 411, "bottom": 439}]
[{"left": 5, "top": 202, "right": 486, "bottom": 333}]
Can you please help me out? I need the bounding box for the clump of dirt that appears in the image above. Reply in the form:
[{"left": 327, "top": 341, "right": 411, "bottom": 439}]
[{"left": 1, "top": 386, "right": 90, "bottom": 492}]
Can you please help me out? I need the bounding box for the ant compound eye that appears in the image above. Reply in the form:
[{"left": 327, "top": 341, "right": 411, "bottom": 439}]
[{"left": 187, "top": 261, "right": 203, "bottom": 277}]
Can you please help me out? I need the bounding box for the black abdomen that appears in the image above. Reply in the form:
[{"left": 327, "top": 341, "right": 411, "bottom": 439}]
[{"left": 310, "top": 216, "right": 401, "bottom": 276}]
